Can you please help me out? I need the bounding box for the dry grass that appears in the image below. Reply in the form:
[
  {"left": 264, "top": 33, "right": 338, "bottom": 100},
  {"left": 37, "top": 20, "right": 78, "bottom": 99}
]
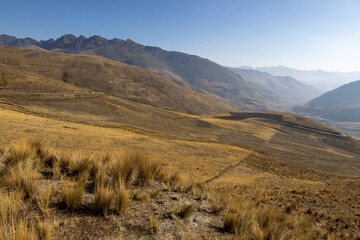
[
  {"left": 68, "top": 153, "right": 91, "bottom": 177},
  {"left": 36, "top": 185, "right": 55, "bottom": 216},
  {"left": 60, "top": 177, "right": 85, "bottom": 211},
  {"left": 108, "top": 153, "right": 138, "bottom": 187},
  {"left": 178, "top": 204, "right": 194, "bottom": 219},
  {"left": 0, "top": 140, "right": 357, "bottom": 239},
  {"left": 2, "top": 219, "right": 37, "bottom": 240},
  {"left": 115, "top": 183, "right": 130, "bottom": 214},
  {"left": 8, "top": 159, "right": 41, "bottom": 199},
  {"left": 0, "top": 191, "right": 25, "bottom": 227},
  {"left": 93, "top": 183, "right": 114, "bottom": 217},
  {"left": 149, "top": 215, "right": 161, "bottom": 234},
  {"left": 36, "top": 217, "right": 53, "bottom": 240}
]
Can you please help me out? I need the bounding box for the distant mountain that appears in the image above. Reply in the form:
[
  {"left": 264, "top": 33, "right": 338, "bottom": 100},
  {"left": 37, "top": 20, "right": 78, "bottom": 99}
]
[
  {"left": 0, "top": 45, "right": 237, "bottom": 115},
  {"left": 0, "top": 34, "right": 287, "bottom": 112},
  {"left": 293, "top": 80, "right": 360, "bottom": 122},
  {"left": 239, "top": 65, "right": 360, "bottom": 92},
  {"left": 229, "top": 68, "right": 322, "bottom": 105}
]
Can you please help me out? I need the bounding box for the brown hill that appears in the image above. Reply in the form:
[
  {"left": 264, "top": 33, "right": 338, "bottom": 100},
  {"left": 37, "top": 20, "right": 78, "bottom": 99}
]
[
  {"left": 0, "top": 34, "right": 287, "bottom": 111},
  {"left": 0, "top": 45, "right": 236, "bottom": 115}
]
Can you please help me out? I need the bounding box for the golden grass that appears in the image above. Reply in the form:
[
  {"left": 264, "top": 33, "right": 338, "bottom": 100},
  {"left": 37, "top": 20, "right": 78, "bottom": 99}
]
[
  {"left": 178, "top": 204, "right": 194, "bottom": 219},
  {"left": 108, "top": 153, "right": 139, "bottom": 187},
  {"left": 36, "top": 185, "right": 55, "bottom": 216},
  {"left": 0, "top": 140, "right": 357, "bottom": 239},
  {"left": 2, "top": 219, "right": 37, "bottom": 240},
  {"left": 8, "top": 159, "right": 41, "bottom": 199},
  {"left": 93, "top": 183, "right": 114, "bottom": 217},
  {"left": 60, "top": 177, "right": 85, "bottom": 211},
  {"left": 115, "top": 182, "right": 130, "bottom": 214},
  {"left": 35, "top": 217, "right": 53, "bottom": 240},
  {"left": 149, "top": 215, "right": 160, "bottom": 234},
  {"left": 0, "top": 191, "right": 25, "bottom": 227}
]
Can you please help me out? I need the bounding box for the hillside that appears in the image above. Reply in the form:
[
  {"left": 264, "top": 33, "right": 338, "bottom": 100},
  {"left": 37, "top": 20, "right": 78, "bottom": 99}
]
[
  {"left": 229, "top": 68, "right": 321, "bottom": 105},
  {"left": 1, "top": 89, "right": 360, "bottom": 238},
  {"left": 0, "top": 45, "right": 236, "bottom": 115},
  {"left": 0, "top": 34, "right": 286, "bottom": 111},
  {"left": 293, "top": 80, "right": 360, "bottom": 122}
]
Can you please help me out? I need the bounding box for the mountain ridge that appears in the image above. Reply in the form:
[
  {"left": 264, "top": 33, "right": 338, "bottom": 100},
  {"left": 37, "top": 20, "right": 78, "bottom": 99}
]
[
  {"left": 0, "top": 34, "right": 287, "bottom": 112},
  {"left": 238, "top": 65, "right": 360, "bottom": 91},
  {"left": 228, "top": 67, "right": 322, "bottom": 105}
]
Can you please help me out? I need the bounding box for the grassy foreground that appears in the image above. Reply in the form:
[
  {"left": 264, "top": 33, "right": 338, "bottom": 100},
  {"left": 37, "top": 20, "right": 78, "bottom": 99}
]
[{"left": 0, "top": 141, "right": 349, "bottom": 239}]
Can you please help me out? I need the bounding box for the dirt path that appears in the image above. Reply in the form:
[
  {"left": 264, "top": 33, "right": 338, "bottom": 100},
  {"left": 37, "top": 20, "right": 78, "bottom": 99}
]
[{"left": 203, "top": 126, "right": 279, "bottom": 184}]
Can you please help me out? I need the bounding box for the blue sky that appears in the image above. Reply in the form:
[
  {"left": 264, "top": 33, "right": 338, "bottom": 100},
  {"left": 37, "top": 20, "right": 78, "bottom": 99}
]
[{"left": 1, "top": 0, "right": 360, "bottom": 71}]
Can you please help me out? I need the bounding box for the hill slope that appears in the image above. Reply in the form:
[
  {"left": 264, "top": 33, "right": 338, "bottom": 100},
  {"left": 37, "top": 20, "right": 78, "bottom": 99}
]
[
  {"left": 0, "top": 34, "right": 286, "bottom": 111},
  {"left": 229, "top": 68, "right": 321, "bottom": 105},
  {"left": 0, "top": 45, "right": 236, "bottom": 115},
  {"left": 293, "top": 80, "right": 360, "bottom": 122}
]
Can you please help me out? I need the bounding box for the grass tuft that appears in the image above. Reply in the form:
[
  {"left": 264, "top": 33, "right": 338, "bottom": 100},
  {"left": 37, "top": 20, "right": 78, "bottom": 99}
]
[
  {"left": 149, "top": 215, "right": 160, "bottom": 234},
  {"left": 93, "top": 183, "right": 114, "bottom": 217},
  {"left": 36, "top": 185, "right": 55, "bottom": 216},
  {"left": 115, "top": 182, "right": 130, "bottom": 214},
  {"left": 8, "top": 159, "right": 41, "bottom": 199},
  {"left": 36, "top": 217, "right": 53, "bottom": 240},
  {"left": 60, "top": 177, "right": 85, "bottom": 211},
  {"left": 178, "top": 204, "right": 194, "bottom": 219}
]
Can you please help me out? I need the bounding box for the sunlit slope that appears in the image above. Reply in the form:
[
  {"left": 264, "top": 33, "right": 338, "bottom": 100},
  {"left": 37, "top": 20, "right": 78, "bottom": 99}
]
[{"left": 0, "top": 45, "right": 235, "bottom": 115}]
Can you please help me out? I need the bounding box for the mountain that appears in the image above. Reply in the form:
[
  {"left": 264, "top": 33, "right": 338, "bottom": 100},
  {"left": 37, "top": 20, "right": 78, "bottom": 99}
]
[
  {"left": 293, "top": 80, "right": 360, "bottom": 122},
  {"left": 229, "top": 68, "right": 322, "bottom": 105},
  {"left": 239, "top": 65, "right": 360, "bottom": 92},
  {"left": 0, "top": 34, "right": 287, "bottom": 112},
  {"left": 0, "top": 45, "right": 236, "bottom": 115}
]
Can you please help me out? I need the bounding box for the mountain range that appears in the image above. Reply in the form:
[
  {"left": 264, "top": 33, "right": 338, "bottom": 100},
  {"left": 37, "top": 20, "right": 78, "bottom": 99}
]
[
  {"left": 239, "top": 65, "right": 360, "bottom": 92},
  {"left": 228, "top": 68, "right": 322, "bottom": 105},
  {"left": 0, "top": 34, "right": 288, "bottom": 112}
]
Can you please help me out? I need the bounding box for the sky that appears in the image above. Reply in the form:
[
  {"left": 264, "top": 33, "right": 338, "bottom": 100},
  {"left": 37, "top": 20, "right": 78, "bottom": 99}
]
[{"left": 1, "top": 0, "right": 360, "bottom": 72}]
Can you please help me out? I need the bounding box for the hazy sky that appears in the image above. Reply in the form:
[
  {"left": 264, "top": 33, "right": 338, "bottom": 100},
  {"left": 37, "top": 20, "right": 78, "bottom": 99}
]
[{"left": 2, "top": 0, "right": 360, "bottom": 72}]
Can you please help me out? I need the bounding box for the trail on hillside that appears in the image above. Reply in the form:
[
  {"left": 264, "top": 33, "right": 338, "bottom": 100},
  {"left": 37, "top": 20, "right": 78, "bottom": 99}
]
[{"left": 203, "top": 126, "right": 279, "bottom": 184}]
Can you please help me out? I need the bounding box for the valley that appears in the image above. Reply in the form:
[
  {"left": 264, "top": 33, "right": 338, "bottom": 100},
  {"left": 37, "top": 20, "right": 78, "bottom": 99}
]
[{"left": 0, "top": 43, "right": 359, "bottom": 239}]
